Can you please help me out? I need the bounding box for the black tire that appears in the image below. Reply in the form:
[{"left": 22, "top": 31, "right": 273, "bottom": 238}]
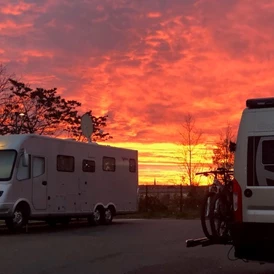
[
  {"left": 88, "top": 208, "right": 104, "bottom": 226},
  {"left": 104, "top": 207, "right": 114, "bottom": 225},
  {"left": 209, "top": 193, "right": 231, "bottom": 240},
  {"left": 200, "top": 191, "right": 216, "bottom": 239},
  {"left": 5, "top": 206, "right": 29, "bottom": 232}
]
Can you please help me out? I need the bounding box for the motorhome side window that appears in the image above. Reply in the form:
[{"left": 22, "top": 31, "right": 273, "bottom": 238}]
[
  {"left": 57, "top": 155, "right": 74, "bottom": 172},
  {"left": 82, "top": 159, "right": 95, "bottom": 172},
  {"left": 129, "top": 158, "right": 136, "bottom": 173},
  {"left": 103, "top": 157, "right": 115, "bottom": 172},
  {"left": 17, "top": 154, "right": 30, "bottom": 180},
  {"left": 33, "top": 157, "right": 45, "bottom": 177}
]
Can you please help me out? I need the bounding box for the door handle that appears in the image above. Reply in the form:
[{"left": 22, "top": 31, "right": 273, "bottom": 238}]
[{"left": 42, "top": 181, "right": 47, "bottom": 186}]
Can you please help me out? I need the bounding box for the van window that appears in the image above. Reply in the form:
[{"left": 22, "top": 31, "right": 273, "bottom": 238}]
[
  {"left": 17, "top": 154, "right": 30, "bottom": 180},
  {"left": 103, "top": 157, "right": 115, "bottom": 172},
  {"left": 262, "top": 140, "right": 274, "bottom": 164},
  {"left": 33, "top": 157, "right": 45, "bottom": 177},
  {"left": 57, "top": 155, "right": 74, "bottom": 172},
  {"left": 129, "top": 158, "right": 136, "bottom": 173},
  {"left": 247, "top": 136, "right": 274, "bottom": 186},
  {"left": 82, "top": 160, "right": 95, "bottom": 172}
]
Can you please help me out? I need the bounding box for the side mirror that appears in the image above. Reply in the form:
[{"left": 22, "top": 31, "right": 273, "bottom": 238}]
[
  {"left": 22, "top": 149, "right": 29, "bottom": 167},
  {"left": 229, "top": 141, "right": 236, "bottom": 153}
]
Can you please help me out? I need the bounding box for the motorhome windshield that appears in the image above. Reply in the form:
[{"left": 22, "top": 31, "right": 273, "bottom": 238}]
[{"left": 0, "top": 150, "right": 17, "bottom": 181}]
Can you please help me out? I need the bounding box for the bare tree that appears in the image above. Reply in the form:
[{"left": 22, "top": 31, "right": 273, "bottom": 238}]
[
  {"left": 178, "top": 113, "right": 206, "bottom": 186},
  {"left": 0, "top": 64, "right": 10, "bottom": 94},
  {"left": 0, "top": 64, "right": 16, "bottom": 129},
  {"left": 212, "top": 123, "right": 235, "bottom": 169}
]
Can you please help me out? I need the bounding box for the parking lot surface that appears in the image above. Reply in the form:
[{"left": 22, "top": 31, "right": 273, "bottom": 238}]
[{"left": 0, "top": 219, "right": 273, "bottom": 274}]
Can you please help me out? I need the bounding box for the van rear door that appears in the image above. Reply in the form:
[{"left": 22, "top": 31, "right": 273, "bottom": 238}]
[{"left": 245, "top": 135, "right": 274, "bottom": 223}]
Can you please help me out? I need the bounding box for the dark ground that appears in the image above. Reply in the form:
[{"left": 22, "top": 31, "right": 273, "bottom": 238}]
[{"left": 0, "top": 219, "right": 273, "bottom": 274}]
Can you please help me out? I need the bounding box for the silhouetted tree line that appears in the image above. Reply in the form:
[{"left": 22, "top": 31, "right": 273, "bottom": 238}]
[{"left": 0, "top": 64, "right": 112, "bottom": 141}]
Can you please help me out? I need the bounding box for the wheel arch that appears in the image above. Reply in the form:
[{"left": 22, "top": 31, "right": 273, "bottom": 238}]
[
  {"left": 12, "top": 199, "right": 32, "bottom": 216},
  {"left": 93, "top": 203, "right": 105, "bottom": 213},
  {"left": 106, "top": 203, "right": 116, "bottom": 215}
]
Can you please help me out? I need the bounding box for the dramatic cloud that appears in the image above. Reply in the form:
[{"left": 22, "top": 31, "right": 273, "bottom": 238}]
[{"left": 1, "top": 0, "right": 273, "bottom": 184}]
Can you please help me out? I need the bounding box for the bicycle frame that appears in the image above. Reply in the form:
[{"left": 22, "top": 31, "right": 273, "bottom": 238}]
[{"left": 197, "top": 168, "right": 234, "bottom": 240}]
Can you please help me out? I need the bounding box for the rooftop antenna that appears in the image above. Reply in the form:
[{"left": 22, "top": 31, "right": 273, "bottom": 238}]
[{"left": 81, "top": 113, "right": 93, "bottom": 143}]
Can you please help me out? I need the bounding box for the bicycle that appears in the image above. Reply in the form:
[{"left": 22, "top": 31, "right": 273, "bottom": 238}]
[
  {"left": 196, "top": 168, "right": 233, "bottom": 240},
  {"left": 209, "top": 169, "right": 234, "bottom": 241}
]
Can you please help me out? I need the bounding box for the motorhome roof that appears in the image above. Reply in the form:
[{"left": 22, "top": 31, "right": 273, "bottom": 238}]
[
  {"left": 0, "top": 134, "right": 99, "bottom": 148},
  {"left": 0, "top": 134, "right": 137, "bottom": 152},
  {"left": 246, "top": 97, "right": 274, "bottom": 109}
]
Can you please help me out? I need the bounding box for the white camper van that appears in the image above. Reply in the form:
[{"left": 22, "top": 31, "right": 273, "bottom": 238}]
[
  {"left": 187, "top": 97, "right": 274, "bottom": 263},
  {"left": 0, "top": 134, "right": 138, "bottom": 231},
  {"left": 230, "top": 97, "right": 274, "bottom": 262}
]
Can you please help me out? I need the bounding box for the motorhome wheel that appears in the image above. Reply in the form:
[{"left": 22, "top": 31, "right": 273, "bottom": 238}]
[
  {"left": 104, "top": 208, "right": 113, "bottom": 225},
  {"left": 5, "top": 207, "right": 28, "bottom": 231}
]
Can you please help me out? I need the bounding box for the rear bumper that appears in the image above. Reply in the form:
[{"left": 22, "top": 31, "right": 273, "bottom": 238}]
[{"left": 231, "top": 222, "right": 274, "bottom": 262}]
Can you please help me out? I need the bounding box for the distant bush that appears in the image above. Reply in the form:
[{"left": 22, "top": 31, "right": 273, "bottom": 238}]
[
  {"left": 138, "top": 196, "right": 168, "bottom": 212},
  {"left": 138, "top": 189, "right": 205, "bottom": 213}
]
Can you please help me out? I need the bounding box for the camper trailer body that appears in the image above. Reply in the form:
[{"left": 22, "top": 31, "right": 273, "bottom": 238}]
[{"left": 0, "top": 134, "right": 138, "bottom": 229}]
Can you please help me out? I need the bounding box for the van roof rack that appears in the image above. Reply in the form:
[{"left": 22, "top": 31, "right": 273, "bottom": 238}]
[{"left": 246, "top": 97, "right": 274, "bottom": 109}]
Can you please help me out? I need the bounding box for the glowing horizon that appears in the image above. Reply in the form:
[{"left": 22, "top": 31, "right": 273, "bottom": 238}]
[{"left": 101, "top": 141, "right": 217, "bottom": 185}]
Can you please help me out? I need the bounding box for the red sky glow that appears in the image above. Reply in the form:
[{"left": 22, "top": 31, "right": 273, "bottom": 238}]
[{"left": 1, "top": 0, "right": 274, "bottom": 184}]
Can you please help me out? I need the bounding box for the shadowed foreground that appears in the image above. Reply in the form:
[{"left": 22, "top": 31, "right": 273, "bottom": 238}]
[{"left": 0, "top": 219, "right": 273, "bottom": 274}]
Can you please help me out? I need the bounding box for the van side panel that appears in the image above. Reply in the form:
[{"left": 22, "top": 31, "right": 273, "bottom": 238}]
[{"left": 235, "top": 108, "right": 274, "bottom": 223}]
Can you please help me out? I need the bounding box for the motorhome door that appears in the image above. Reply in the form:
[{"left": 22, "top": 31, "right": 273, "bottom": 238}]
[{"left": 32, "top": 156, "right": 47, "bottom": 210}]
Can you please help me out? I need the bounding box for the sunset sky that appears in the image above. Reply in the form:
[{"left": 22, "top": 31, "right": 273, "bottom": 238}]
[{"left": 1, "top": 0, "right": 274, "bottom": 185}]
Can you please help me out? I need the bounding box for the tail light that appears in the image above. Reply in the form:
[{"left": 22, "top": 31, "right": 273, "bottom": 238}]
[{"left": 233, "top": 178, "right": 243, "bottom": 222}]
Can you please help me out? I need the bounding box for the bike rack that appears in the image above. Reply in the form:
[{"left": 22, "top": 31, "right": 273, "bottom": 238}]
[
  {"left": 186, "top": 237, "right": 211, "bottom": 247},
  {"left": 186, "top": 237, "right": 232, "bottom": 248}
]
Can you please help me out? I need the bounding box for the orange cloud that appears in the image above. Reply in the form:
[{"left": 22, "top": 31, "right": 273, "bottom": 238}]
[
  {"left": 0, "top": 20, "right": 32, "bottom": 32},
  {"left": 1, "top": 0, "right": 274, "bottom": 185},
  {"left": 22, "top": 50, "right": 54, "bottom": 58},
  {"left": 147, "top": 12, "right": 162, "bottom": 18},
  {"left": 0, "top": 1, "right": 33, "bottom": 15}
]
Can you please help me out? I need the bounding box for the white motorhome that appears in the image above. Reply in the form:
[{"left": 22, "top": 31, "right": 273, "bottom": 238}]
[{"left": 0, "top": 134, "right": 138, "bottom": 231}]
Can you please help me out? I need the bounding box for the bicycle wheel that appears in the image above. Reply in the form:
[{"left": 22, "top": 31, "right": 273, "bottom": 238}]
[
  {"left": 200, "top": 191, "right": 216, "bottom": 239},
  {"left": 209, "top": 193, "right": 231, "bottom": 240}
]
